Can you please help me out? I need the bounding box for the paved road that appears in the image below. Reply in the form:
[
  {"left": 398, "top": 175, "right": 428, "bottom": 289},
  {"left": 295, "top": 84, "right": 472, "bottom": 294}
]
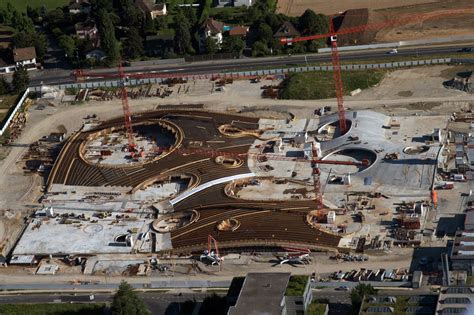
[
  {"left": 0, "top": 292, "right": 217, "bottom": 315},
  {"left": 28, "top": 44, "right": 473, "bottom": 87}
]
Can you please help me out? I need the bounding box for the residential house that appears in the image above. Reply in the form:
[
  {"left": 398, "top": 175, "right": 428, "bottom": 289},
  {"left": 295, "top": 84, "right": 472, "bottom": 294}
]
[
  {"left": 13, "top": 47, "right": 37, "bottom": 70},
  {"left": 74, "top": 22, "right": 100, "bottom": 47},
  {"left": 135, "top": 0, "right": 167, "bottom": 19},
  {"left": 228, "top": 26, "right": 249, "bottom": 38},
  {"left": 273, "top": 21, "right": 301, "bottom": 41},
  {"left": 200, "top": 18, "right": 225, "bottom": 52},
  {"left": 68, "top": 0, "right": 91, "bottom": 14},
  {"left": 215, "top": 0, "right": 252, "bottom": 7},
  {"left": 75, "top": 22, "right": 98, "bottom": 40},
  {"left": 215, "top": 0, "right": 233, "bottom": 6},
  {"left": 233, "top": 0, "right": 252, "bottom": 6}
]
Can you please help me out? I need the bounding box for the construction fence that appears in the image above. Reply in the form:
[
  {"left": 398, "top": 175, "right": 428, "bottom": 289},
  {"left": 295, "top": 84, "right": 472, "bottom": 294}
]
[{"left": 29, "top": 57, "right": 473, "bottom": 92}]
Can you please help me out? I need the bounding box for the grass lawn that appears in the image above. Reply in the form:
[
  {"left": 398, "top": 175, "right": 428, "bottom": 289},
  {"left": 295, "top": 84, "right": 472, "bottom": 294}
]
[
  {"left": 0, "top": 0, "right": 69, "bottom": 12},
  {"left": 0, "top": 303, "right": 107, "bottom": 315},
  {"left": 306, "top": 302, "right": 328, "bottom": 315},
  {"left": 279, "top": 69, "right": 386, "bottom": 100},
  {"left": 0, "top": 94, "right": 19, "bottom": 122},
  {"left": 285, "top": 275, "right": 309, "bottom": 296}
]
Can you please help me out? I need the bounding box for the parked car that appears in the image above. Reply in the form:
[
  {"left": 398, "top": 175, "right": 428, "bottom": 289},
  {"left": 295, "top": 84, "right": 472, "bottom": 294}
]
[{"left": 335, "top": 286, "right": 350, "bottom": 291}]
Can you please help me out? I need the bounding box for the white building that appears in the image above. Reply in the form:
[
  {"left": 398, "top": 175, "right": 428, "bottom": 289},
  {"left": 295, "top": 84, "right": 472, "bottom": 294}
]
[{"left": 13, "top": 47, "right": 37, "bottom": 70}]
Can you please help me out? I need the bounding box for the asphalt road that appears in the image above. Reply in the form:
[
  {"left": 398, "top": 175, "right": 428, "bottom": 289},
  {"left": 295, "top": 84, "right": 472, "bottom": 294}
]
[
  {"left": 0, "top": 292, "right": 216, "bottom": 315},
  {"left": 29, "top": 44, "right": 473, "bottom": 87}
]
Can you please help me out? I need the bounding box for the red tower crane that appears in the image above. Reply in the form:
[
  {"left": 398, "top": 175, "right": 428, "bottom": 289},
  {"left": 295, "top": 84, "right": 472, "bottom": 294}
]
[
  {"left": 118, "top": 61, "right": 135, "bottom": 151},
  {"left": 328, "top": 15, "right": 347, "bottom": 133}
]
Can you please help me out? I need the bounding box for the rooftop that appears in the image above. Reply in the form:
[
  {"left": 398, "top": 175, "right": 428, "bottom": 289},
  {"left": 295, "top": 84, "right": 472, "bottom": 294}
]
[
  {"left": 135, "top": 0, "right": 166, "bottom": 12},
  {"left": 203, "top": 18, "right": 225, "bottom": 34},
  {"left": 273, "top": 21, "right": 301, "bottom": 38},
  {"left": 229, "top": 26, "right": 249, "bottom": 36},
  {"left": 13, "top": 47, "right": 36, "bottom": 62},
  {"left": 228, "top": 272, "right": 291, "bottom": 315}
]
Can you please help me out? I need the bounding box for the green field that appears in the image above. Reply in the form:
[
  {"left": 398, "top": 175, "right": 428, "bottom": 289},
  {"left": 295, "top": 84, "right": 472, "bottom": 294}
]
[
  {"left": 279, "top": 69, "right": 386, "bottom": 100},
  {"left": 0, "top": 94, "right": 19, "bottom": 122},
  {"left": 0, "top": 303, "right": 107, "bottom": 315},
  {"left": 0, "top": 0, "right": 68, "bottom": 13}
]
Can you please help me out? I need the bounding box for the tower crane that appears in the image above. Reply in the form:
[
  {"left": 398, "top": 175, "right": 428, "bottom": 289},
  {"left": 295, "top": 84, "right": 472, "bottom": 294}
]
[{"left": 280, "top": 7, "right": 474, "bottom": 134}]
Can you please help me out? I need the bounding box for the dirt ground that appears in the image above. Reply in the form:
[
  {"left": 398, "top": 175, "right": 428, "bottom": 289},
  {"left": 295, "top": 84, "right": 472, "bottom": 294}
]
[
  {"left": 375, "top": 2, "right": 474, "bottom": 42},
  {"left": 0, "top": 64, "right": 472, "bottom": 211},
  {"left": 276, "top": 0, "right": 438, "bottom": 16},
  {"left": 276, "top": 0, "right": 474, "bottom": 43},
  {"left": 0, "top": 64, "right": 470, "bottom": 284}
]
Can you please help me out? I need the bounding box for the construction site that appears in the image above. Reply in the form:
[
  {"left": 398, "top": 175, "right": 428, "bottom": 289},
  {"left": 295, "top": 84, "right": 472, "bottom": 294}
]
[{"left": 0, "top": 9, "right": 473, "bottom": 283}]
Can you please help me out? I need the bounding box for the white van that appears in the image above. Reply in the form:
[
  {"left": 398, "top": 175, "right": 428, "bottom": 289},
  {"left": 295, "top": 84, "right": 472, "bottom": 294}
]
[{"left": 451, "top": 174, "right": 466, "bottom": 182}]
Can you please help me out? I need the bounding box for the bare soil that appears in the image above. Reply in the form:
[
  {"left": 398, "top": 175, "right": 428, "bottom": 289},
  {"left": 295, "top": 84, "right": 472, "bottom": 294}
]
[
  {"left": 375, "top": 1, "right": 474, "bottom": 42},
  {"left": 276, "top": 0, "right": 474, "bottom": 43},
  {"left": 276, "top": 0, "right": 439, "bottom": 16}
]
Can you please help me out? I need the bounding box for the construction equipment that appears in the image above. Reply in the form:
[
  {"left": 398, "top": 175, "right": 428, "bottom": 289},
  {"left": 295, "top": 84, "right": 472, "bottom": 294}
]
[
  {"left": 279, "top": 247, "right": 311, "bottom": 265},
  {"left": 200, "top": 235, "right": 222, "bottom": 266},
  {"left": 383, "top": 152, "right": 399, "bottom": 160}
]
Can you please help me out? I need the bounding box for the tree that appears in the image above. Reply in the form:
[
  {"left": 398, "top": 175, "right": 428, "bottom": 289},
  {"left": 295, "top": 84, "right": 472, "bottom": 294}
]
[
  {"left": 0, "top": 3, "right": 15, "bottom": 25},
  {"left": 111, "top": 281, "right": 150, "bottom": 315},
  {"left": 174, "top": 12, "right": 192, "bottom": 55},
  {"left": 58, "top": 35, "right": 76, "bottom": 60},
  {"left": 12, "top": 65, "right": 29, "bottom": 93},
  {"left": 0, "top": 76, "right": 9, "bottom": 95},
  {"left": 124, "top": 27, "right": 144, "bottom": 59},
  {"left": 299, "top": 9, "right": 328, "bottom": 35},
  {"left": 350, "top": 284, "right": 376, "bottom": 310},
  {"left": 199, "top": 294, "right": 227, "bottom": 315},
  {"left": 307, "top": 39, "right": 325, "bottom": 52},
  {"left": 252, "top": 40, "right": 269, "bottom": 57},
  {"left": 257, "top": 23, "right": 273, "bottom": 43},
  {"left": 222, "top": 36, "right": 245, "bottom": 56},
  {"left": 142, "top": 13, "right": 156, "bottom": 35},
  {"left": 183, "top": 6, "right": 197, "bottom": 27},
  {"left": 205, "top": 37, "right": 218, "bottom": 55},
  {"left": 118, "top": 0, "right": 142, "bottom": 28},
  {"left": 98, "top": 10, "right": 119, "bottom": 63}
]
